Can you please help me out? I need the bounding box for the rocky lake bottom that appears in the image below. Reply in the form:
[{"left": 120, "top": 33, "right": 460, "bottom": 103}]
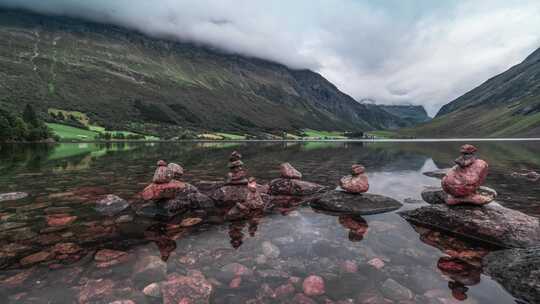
[{"left": 0, "top": 141, "right": 539, "bottom": 304}]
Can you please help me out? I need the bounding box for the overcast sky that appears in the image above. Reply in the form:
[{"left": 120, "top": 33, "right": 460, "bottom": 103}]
[{"left": 1, "top": 0, "right": 540, "bottom": 116}]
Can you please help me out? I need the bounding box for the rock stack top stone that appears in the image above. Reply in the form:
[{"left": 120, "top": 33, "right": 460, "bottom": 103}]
[
  {"left": 226, "top": 151, "right": 248, "bottom": 185},
  {"left": 339, "top": 164, "right": 369, "bottom": 194},
  {"left": 280, "top": 163, "right": 302, "bottom": 179},
  {"left": 153, "top": 160, "right": 172, "bottom": 184}
]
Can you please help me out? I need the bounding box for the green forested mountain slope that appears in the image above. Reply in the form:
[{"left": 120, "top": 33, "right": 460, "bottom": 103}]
[
  {"left": 0, "top": 9, "right": 412, "bottom": 136},
  {"left": 404, "top": 47, "right": 540, "bottom": 138}
]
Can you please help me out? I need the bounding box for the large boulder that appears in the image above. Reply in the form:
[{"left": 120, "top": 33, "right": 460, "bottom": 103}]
[
  {"left": 310, "top": 191, "right": 402, "bottom": 215},
  {"left": 483, "top": 246, "right": 540, "bottom": 304},
  {"left": 268, "top": 178, "right": 326, "bottom": 196},
  {"left": 210, "top": 185, "right": 250, "bottom": 207},
  {"left": 421, "top": 186, "right": 497, "bottom": 205},
  {"left": 400, "top": 204, "right": 540, "bottom": 248}
]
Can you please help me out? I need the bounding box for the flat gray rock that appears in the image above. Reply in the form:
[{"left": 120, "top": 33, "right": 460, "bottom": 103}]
[
  {"left": 484, "top": 246, "right": 540, "bottom": 304},
  {"left": 421, "top": 186, "right": 497, "bottom": 205},
  {"left": 310, "top": 190, "right": 403, "bottom": 215},
  {"left": 400, "top": 203, "right": 540, "bottom": 248}
]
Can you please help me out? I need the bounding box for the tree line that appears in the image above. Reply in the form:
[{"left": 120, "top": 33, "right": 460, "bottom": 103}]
[{"left": 0, "top": 104, "right": 54, "bottom": 142}]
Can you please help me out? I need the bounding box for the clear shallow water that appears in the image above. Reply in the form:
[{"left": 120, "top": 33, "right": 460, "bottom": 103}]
[{"left": 0, "top": 141, "right": 539, "bottom": 303}]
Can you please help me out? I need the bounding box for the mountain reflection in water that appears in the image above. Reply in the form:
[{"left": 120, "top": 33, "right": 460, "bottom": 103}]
[{"left": 0, "top": 141, "right": 538, "bottom": 303}]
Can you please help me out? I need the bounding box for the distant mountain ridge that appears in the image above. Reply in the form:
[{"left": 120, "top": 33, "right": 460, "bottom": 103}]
[
  {"left": 403, "top": 47, "right": 540, "bottom": 138},
  {"left": 376, "top": 105, "right": 430, "bottom": 128},
  {"left": 0, "top": 9, "right": 419, "bottom": 136}
]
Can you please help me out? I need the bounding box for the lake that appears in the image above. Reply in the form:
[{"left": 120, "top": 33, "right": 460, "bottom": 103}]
[{"left": 0, "top": 141, "right": 539, "bottom": 303}]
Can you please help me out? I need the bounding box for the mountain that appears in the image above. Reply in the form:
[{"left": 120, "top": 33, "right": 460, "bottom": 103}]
[
  {"left": 0, "top": 9, "right": 410, "bottom": 137},
  {"left": 404, "top": 47, "right": 540, "bottom": 138},
  {"left": 376, "top": 105, "right": 430, "bottom": 128}
]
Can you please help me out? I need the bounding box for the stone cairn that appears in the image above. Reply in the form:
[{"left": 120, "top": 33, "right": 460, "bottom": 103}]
[
  {"left": 442, "top": 144, "right": 496, "bottom": 205},
  {"left": 226, "top": 151, "right": 248, "bottom": 185},
  {"left": 268, "top": 163, "right": 324, "bottom": 196},
  {"left": 142, "top": 160, "right": 185, "bottom": 201},
  {"left": 339, "top": 164, "right": 369, "bottom": 194}
]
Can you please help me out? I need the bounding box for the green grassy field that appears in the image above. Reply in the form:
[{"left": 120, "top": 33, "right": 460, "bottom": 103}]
[
  {"left": 47, "top": 123, "right": 100, "bottom": 140},
  {"left": 302, "top": 129, "right": 346, "bottom": 139},
  {"left": 48, "top": 123, "right": 159, "bottom": 141}
]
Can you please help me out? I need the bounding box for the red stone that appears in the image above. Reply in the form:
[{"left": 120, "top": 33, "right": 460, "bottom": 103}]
[
  {"left": 94, "top": 249, "right": 129, "bottom": 268},
  {"left": 460, "top": 144, "right": 477, "bottom": 154},
  {"left": 339, "top": 174, "right": 369, "bottom": 194},
  {"left": 0, "top": 269, "right": 34, "bottom": 288},
  {"left": 273, "top": 283, "right": 296, "bottom": 298},
  {"left": 442, "top": 145, "right": 492, "bottom": 206},
  {"left": 340, "top": 260, "right": 358, "bottom": 273},
  {"left": 229, "top": 276, "right": 242, "bottom": 288},
  {"left": 46, "top": 214, "right": 77, "bottom": 226},
  {"left": 302, "top": 275, "right": 325, "bottom": 296},
  {"left": 367, "top": 258, "right": 385, "bottom": 270},
  {"left": 160, "top": 271, "right": 213, "bottom": 304},
  {"left": 437, "top": 257, "right": 468, "bottom": 273},
  {"left": 280, "top": 163, "right": 302, "bottom": 179},
  {"left": 142, "top": 180, "right": 186, "bottom": 201},
  {"left": 77, "top": 279, "right": 115, "bottom": 303},
  {"left": 53, "top": 243, "right": 82, "bottom": 255},
  {"left": 153, "top": 160, "right": 172, "bottom": 184},
  {"left": 20, "top": 251, "right": 53, "bottom": 266}
]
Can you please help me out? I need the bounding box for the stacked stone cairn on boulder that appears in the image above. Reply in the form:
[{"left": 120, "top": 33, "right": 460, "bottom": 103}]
[
  {"left": 142, "top": 160, "right": 186, "bottom": 201},
  {"left": 441, "top": 144, "right": 496, "bottom": 205},
  {"left": 268, "top": 163, "right": 325, "bottom": 196},
  {"left": 339, "top": 164, "right": 369, "bottom": 194},
  {"left": 139, "top": 160, "right": 213, "bottom": 218},
  {"left": 310, "top": 165, "right": 402, "bottom": 215},
  {"left": 226, "top": 151, "right": 248, "bottom": 185}
]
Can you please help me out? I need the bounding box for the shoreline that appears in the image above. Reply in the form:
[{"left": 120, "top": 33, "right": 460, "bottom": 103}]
[{"left": 3, "top": 138, "right": 540, "bottom": 144}]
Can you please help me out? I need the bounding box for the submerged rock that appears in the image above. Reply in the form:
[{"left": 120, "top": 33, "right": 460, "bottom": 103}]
[
  {"left": 0, "top": 192, "right": 28, "bottom": 202},
  {"left": 269, "top": 179, "right": 326, "bottom": 196},
  {"left": 484, "top": 246, "right": 540, "bottom": 304},
  {"left": 132, "top": 255, "right": 167, "bottom": 286},
  {"left": 311, "top": 191, "right": 402, "bottom": 215},
  {"left": 94, "top": 249, "right": 129, "bottom": 268},
  {"left": 379, "top": 278, "right": 414, "bottom": 301},
  {"left": 160, "top": 271, "right": 213, "bottom": 304},
  {"left": 302, "top": 275, "right": 325, "bottom": 296},
  {"left": 95, "top": 195, "right": 129, "bottom": 216},
  {"left": 46, "top": 214, "right": 77, "bottom": 227},
  {"left": 400, "top": 203, "right": 540, "bottom": 248}
]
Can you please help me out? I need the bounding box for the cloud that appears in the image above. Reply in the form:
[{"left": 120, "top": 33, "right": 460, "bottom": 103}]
[{"left": 1, "top": 0, "right": 539, "bottom": 115}]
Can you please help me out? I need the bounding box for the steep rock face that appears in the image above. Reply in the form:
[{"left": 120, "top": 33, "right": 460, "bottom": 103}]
[
  {"left": 0, "top": 9, "right": 410, "bottom": 135},
  {"left": 437, "top": 48, "right": 540, "bottom": 117},
  {"left": 405, "top": 47, "right": 540, "bottom": 137}
]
